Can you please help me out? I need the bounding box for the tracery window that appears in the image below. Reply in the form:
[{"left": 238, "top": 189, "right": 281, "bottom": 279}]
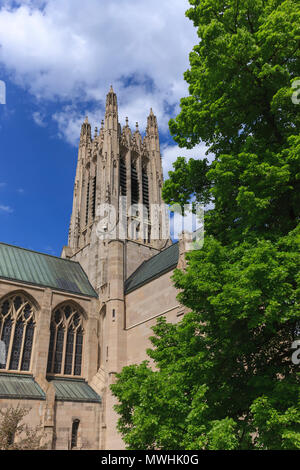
[
  {"left": 0, "top": 293, "right": 36, "bottom": 372},
  {"left": 47, "top": 303, "right": 84, "bottom": 376}
]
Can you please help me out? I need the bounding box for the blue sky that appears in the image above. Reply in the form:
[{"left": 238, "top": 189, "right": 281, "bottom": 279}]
[
  {"left": 0, "top": 74, "right": 76, "bottom": 255},
  {"left": 0, "top": 0, "right": 207, "bottom": 256}
]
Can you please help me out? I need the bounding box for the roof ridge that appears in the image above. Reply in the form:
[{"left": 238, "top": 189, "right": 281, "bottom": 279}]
[
  {"left": 125, "top": 241, "right": 178, "bottom": 284},
  {"left": 0, "top": 241, "right": 78, "bottom": 265},
  {"left": 0, "top": 242, "right": 98, "bottom": 298},
  {"left": 125, "top": 242, "right": 179, "bottom": 294}
]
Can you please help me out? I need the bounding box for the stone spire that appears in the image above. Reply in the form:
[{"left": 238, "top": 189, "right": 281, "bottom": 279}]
[
  {"left": 105, "top": 85, "right": 118, "bottom": 131},
  {"left": 80, "top": 115, "right": 92, "bottom": 143},
  {"left": 146, "top": 108, "right": 158, "bottom": 136}
]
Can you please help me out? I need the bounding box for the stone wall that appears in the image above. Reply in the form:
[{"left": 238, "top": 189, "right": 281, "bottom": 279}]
[{"left": 125, "top": 270, "right": 185, "bottom": 366}]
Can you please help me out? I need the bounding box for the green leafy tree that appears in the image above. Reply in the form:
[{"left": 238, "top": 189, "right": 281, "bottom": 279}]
[{"left": 111, "top": 0, "right": 300, "bottom": 449}]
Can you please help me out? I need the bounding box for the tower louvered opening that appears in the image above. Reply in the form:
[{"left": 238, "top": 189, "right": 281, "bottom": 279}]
[
  {"left": 142, "top": 170, "right": 151, "bottom": 243},
  {"left": 120, "top": 159, "right": 127, "bottom": 196},
  {"left": 131, "top": 165, "right": 139, "bottom": 205},
  {"left": 85, "top": 181, "right": 90, "bottom": 225},
  {"left": 92, "top": 176, "right": 97, "bottom": 219},
  {"left": 142, "top": 170, "right": 150, "bottom": 214}
]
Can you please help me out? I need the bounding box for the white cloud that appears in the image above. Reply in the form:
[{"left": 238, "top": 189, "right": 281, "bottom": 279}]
[
  {"left": 0, "top": 183, "right": 6, "bottom": 188},
  {"left": 161, "top": 142, "right": 212, "bottom": 180},
  {"left": 52, "top": 106, "right": 100, "bottom": 146},
  {"left": 32, "top": 111, "right": 46, "bottom": 127},
  {"left": 0, "top": 204, "right": 13, "bottom": 213},
  {"left": 0, "top": 0, "right": 198, "bottom": 141}
]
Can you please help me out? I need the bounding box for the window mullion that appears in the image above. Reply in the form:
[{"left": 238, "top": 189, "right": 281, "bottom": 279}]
[
  {"left": 0, "top": 318, "right": 4, "bottom": 339},
  {"left": 18, "top": 321, "right": 27, "bottom": 371},
  {"left": 6, "top": 318, "right": 16, "bottom": 371},
  {"left": 28, "top": 323, "right": 35, "bottom": 372}
]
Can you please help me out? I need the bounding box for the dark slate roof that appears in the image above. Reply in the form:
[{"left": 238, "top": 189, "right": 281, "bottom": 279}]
[
  {"left": 125, "top": 242, "right": 179, "bottom": 294},
  {"left": 48, "top": 377, "right": 101, "bottom": 403},
  {"left": 0, "top": 242, "right": 97, "bottom": 298},
  {"left": 0, "top": 373, "right": 46, "bottom": 400}
]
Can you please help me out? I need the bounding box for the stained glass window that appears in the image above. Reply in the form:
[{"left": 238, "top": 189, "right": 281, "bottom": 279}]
[
  {"left": 74, "top": 327, "right": 83, "bottom": 376},
  {"left": 0, "top": 294, "right": 36, "bottom": 371},
  {"left": 47, "top": 303, "right": 84, "bottom": 376},
  {"left": 64, "top": 327, "right": 74, "bottom": 375},
  {"left": 21, "top": 319, "right": 34, "bottom": 371},
  {"left": 9, "top": 319, "right": 24, "bottom": 370},
  {"left": 54, "top": 327, "right": 64, "bottom": 374}
]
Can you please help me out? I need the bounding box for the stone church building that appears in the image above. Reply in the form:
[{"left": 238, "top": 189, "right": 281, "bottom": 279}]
[{"left": 0, "top": 87, "right": 189, "bottom": 449}]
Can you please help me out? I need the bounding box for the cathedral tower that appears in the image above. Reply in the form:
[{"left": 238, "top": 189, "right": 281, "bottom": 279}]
[
  {"left": 61, "top": 88, "right": 170, "bottom": 448},
  {"left": 64, "top": 86, "right": 169, "bottom": 291}
]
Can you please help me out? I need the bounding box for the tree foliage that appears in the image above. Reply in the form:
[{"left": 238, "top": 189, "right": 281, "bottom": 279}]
[
  {"left": 111, "top": 0, "right": 300, "bottom": 450},
  {"left": 0, "top": 406, "right": 46, "bottom": 450}
]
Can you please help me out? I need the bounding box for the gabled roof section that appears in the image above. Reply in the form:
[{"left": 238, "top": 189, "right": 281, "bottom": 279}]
[
  {"left": 125, "top": 242, "right": 179, "bottom": 294},
  {"left": 0, "top": 242, "right": 97, "bottom": 298},
  {"left": 48, "top": 377, "right": 101, "bottom": 403},
  {"left": 0, "top": 373, "right": 46, "bottom": 400}
]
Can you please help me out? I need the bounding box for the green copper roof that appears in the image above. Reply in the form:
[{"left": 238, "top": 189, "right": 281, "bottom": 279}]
[
  {"left": 0, "top": 373, "right": 46, "bottom": 400},
  {"left": 125, "top": 242, "right": 179, "bottom": 294},
  {"left": 0, "top": 242, "right": 97, "bottom": 298},
  {"left": 48, "top": 377, "right": 101, "bottom": 403}
]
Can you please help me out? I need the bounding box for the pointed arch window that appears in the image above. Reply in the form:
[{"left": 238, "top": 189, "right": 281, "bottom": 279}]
[
  {"left": 0, "top": 293, "right": 36, "bottom": 372},
  {"left": 47, "top": 304, "right": 84, "bottom": 376}
]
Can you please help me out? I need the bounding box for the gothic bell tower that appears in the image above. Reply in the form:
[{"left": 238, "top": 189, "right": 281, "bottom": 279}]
[
  {"left": 63, "top": 86, "right": 169, "bottom": 292},
  {"left": 61, "top": 86, "right": 170, "bottom": 449}
]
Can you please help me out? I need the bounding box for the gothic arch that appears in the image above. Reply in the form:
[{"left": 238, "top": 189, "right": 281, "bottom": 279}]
[
  {"left": 46, "top": 301, "right": 85, "bottom": 377},
  {"left": 0, "top": 291, "right": 38, "bottom": 372},
  {"left": 51, "top": 299, "right": 88, "bottom": 321},
  {"left": 0, "top": 289, "right": 40, "bottom": 312}
]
